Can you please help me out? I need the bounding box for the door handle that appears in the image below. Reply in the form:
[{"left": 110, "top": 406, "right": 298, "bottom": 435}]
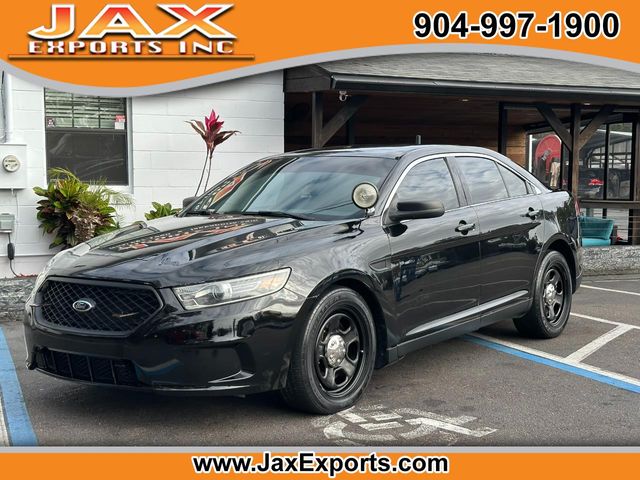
[
  {"left": 524, "top": 208, "right": 542, "bottom": 219},
  {"left": 455, "top": 221, "right": 476, "bottom": 234}
]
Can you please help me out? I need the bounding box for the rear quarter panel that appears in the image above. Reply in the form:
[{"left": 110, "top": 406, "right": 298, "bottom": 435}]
[{"left": 538, "top": 191, "right": 582, "bottom": 283}]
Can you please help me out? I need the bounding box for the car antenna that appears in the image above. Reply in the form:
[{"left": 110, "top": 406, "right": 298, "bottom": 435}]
[{"left": 415, "top": 134, "right": 422, "bottom": 145}]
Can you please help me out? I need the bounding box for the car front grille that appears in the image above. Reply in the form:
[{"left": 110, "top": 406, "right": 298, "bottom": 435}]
[
  {"left": 39, "top": 279, "right": 162, "bottom": 335},
  {"left": 34, "top": 348, "right": 139, "bottom": 386}
]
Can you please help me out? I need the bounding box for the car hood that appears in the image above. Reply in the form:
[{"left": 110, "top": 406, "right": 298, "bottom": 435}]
[{"left": 47, "top": 214, "right": 339, "bottom": 288}]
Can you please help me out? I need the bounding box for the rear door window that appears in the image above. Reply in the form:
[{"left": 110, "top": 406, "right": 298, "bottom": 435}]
[
  {"left": 456, "top": 157, "right": 508, "bottom": 204},
  {"left": 498, "top": 164, "right": 528, "bottom": 197}
]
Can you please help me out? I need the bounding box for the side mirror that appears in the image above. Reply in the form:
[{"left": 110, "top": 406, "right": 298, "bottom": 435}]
[
  {"left": 388, "top": 200, "right": 445, "bottom": 222},
  {"left": 182, "top": 196, "right": 197, "bottom": 209}
]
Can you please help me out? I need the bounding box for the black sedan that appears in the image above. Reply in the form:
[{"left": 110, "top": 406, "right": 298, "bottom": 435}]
[{"left": 24, "top": 146, "right": 582, "bottom": 414}]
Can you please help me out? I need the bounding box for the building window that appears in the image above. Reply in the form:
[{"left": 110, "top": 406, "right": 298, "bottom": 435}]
[
  {"left": 528, "top": 122, "right": 634, "bottom": 200},
  {"left": 44, "top": 89, "right": 129, "bottom": 185}
]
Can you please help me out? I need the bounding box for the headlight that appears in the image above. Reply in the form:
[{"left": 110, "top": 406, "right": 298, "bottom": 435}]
[
  {"left": 173, "top": 268, "right": 291, "bottom": 310},
  {"left": 32, "top": 249, "right": 67, "bottom": 294}
]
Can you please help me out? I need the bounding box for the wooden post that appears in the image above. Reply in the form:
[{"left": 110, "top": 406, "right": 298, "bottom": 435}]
[
  {"left": 311, "top": 92, "right": 323, "bottom": 148},
  {"left": 346, "top": 116, "right": 356, "bottom": 145},
  {"left": 631, "top": 117, "right": 640, "bottom": 245},
  {"left": 498, "top": 102, "right": 508, "bottom": 155},
  {"left": 318, "top": 95, "right": 367, "bottom": 147},
  {"left": 569, "top": 104, "right": 582, "bottom": 199},
  {"left": 310, "top": 95, "right": 367, "bottom": 149}
]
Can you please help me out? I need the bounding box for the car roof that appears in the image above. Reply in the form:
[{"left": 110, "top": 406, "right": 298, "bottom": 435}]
[{"left": 282, "top": 145, "right": 508, "bottom": 160}]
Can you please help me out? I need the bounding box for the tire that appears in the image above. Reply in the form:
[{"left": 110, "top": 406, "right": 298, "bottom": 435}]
[
  {"left": 281, "top": 287, "right": 376, "bottom": 414},
  {"left": 514, "top": 250, "right": 572, "bottom": 339}
]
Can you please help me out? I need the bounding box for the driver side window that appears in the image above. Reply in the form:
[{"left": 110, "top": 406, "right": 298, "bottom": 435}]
[{"left": 396, "top": 158, "right": 460, "bottom": 211}]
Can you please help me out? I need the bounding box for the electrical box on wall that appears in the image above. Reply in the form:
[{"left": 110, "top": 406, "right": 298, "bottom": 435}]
[
  {"left": 0, "top": 213, "right": 15, "bottom": 233},
  {"left": 0, "top": 144, "right": 28, "bottom": 190}
]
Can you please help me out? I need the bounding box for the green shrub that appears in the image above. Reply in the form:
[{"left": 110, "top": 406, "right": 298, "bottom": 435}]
[
  {"left": 144, "top": 202, "right": 180, "bottom": 220},
  {"left": 34, "top": 168, "right": 132, "bottom": 249}
]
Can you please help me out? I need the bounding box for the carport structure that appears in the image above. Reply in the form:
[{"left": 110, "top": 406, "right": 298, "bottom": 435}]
[{"left": 284, "top": 53, "right": 640, "bottom": 244}]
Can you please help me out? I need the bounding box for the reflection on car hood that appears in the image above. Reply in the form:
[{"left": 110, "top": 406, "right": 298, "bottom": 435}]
[{"left": 48, "top": 214, "right": 325, "bottom": 287}]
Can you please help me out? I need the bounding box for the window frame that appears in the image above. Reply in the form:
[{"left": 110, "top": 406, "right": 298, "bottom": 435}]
[
  {"left": 381, "top": 152, "right": 540, "bottom": 225},
  {"left": 43, "top": 90, "right": 132, "bottom": 188}
]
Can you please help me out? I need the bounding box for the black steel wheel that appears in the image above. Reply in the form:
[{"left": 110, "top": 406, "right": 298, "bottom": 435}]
[
  {"left": 514, "top": 250, "right": 572, "bottom": 339},
  {"left": 540, "top": 266, "right": 567, "bottom": 325},
  {"left": 315, "top": 311, "right": 364, "bottom": 395},
  {"left": 281, "top": 287, "right": 376, "bottom": 414}
]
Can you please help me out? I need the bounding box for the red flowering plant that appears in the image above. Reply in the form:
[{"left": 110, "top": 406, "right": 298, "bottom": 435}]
[{"left": 186, "top": 109, "right": 238, "bottom": 196}]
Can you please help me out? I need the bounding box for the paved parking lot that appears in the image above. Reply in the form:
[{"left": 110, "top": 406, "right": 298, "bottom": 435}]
[{"left": 1, "top": 274, "right": 639, "bottom": 446}]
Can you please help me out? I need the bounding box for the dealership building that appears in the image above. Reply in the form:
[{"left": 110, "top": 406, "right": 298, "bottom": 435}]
[{"left": 2, "top": 53, "right": 640, "bottom": 277}]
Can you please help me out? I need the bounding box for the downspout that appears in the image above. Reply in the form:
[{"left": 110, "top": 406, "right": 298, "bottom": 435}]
[
  {"left": 1, "top": 72, "right": 13, "bottom": 143},
  {"left": 0, "top": 71, "right": 5, "bottom": 143},
  {"left": 0, "top": 71, "right": 13, "bottom": 143}
]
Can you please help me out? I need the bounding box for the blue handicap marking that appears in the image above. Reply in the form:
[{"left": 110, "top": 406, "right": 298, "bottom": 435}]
[
  {"left": 0, "top": 325, "right": 37, "bottom": 445},
  {"left": 464, "top": 334, "right": 640, "bottom": 395}
]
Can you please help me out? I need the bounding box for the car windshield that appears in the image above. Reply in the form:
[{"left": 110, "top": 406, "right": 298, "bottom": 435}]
[{"left": 183, "top": 155, "right": 397, "bottom": 220}]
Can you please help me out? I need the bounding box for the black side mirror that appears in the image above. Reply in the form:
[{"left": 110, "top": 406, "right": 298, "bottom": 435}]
[
  {"left": 389, "top": 200, "right": 445, "bottom": 222},
  {"left": 183, "top": 196, "right": 197, "bottom": 209}
]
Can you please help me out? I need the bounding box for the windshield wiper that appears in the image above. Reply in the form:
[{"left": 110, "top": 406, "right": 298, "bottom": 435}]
[
  {"left": 239, "top": 210, "right": 312, "bottom": 220},
  {"left": 184, "top": 209, "right": 216, "bottom": 216}
]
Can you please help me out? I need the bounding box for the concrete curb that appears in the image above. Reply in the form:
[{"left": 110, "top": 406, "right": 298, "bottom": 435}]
[{"left": 582, "top": 246, "right": 640, "bottom": 276}]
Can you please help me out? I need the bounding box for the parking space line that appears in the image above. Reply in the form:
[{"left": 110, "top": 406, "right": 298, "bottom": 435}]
[
  {"left": 565, "top": 325, "right": 633, "bottom": 362},
  {"left": 581, "top": 285, "right": 640, "bottom": 297},
  {"left": 0, "top": 327, "right": 37, "bottom": 446},
  {"left": 571, "top": 312, "right": 640, "bottom": 330},
  {"left": 0, "top": 396, "right": 9, "bottom": 446},
  {"left": 465, "top": 333, "right": 640, "bottom": 394},
  {"left": 586, "top": 278, "right": 640, "bottom": 283}
]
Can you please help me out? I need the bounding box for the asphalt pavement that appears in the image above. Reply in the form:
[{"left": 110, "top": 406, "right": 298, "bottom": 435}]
[{"left": 1, "top": 274, "right": 639, "bottom": 446}]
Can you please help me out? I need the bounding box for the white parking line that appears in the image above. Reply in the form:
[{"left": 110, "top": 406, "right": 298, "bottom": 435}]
[
  {"left": 565, "top": 325, "right": 634, "bottom": 362},
  {"left": 581, "top": 285, "right": 640, "bottom": 297},
  {"left": 0, "top": 395, "right": 9, "bottom": 446},
  {"left": 586, "top": 278, "right": 640, "bottom": 283},
  {"left": 571, "top": 312, "right": 640, "bottom": 330},
  {"left": 469, "top": 332, "right": 640, "bottom": 388}
]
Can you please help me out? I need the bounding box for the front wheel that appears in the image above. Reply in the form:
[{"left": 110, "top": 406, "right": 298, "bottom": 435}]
[
  {"left": 514, "top": 250, "right": 572, "bottom": 339},
  {"left": 281, "top": 287, "right": 376, "bottom": 414}
]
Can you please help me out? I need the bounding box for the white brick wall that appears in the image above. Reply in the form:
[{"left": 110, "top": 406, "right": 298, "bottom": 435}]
[{"left": 0, "top": 71, "right": 284, "bottom": 277}]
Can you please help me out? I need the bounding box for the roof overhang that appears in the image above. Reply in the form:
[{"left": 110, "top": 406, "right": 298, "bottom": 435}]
[{"left": 285, "top": 54, "right": 640, "bottom": 104}]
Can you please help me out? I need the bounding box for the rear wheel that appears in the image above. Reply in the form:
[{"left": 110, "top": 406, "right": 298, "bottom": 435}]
[
  {"left": 281, "top": 287, "right": 376, "bottom": 414},
  {"left": 514, "top": 250, "right": 572, "bottom": 339}
]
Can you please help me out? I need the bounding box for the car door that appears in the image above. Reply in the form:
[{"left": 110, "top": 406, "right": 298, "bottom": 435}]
[
  {"left": 453, "top": 155, "right": 544, "bottom": 305},
  {"left": 385, "top": 157, "right": 482, "bottom": 341}
]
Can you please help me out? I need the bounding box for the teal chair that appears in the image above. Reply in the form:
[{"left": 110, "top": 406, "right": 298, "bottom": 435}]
[{"left": 579, "top": 216, "right": 614, "bottom": 247}]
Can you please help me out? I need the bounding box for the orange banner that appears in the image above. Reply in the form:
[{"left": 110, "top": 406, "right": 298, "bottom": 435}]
[
  {"left": 1, "top": 451, "right": 640, "bottom": 479},
  {"left": 1, "top": 0, "right": 640, "bottom": 88}
]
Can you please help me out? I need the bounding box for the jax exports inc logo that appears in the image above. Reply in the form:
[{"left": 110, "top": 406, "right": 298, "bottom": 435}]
[{"left": 13, "top": 3, "right": 253, "bottom": 60}]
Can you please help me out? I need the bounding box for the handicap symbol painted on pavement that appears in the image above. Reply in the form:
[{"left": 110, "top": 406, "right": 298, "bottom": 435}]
[{"left": 312, "top": 404, "right": 497, "bottom": 446}]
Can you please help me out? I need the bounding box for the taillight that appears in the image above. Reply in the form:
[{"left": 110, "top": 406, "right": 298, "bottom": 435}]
[{"left": 588, "top": 178, "right": 604, "bottom": 186}]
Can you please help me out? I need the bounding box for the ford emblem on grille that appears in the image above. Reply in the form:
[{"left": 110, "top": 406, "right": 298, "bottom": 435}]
[{"left": 72, "top": 298, "right": 96, "bottom": 313}]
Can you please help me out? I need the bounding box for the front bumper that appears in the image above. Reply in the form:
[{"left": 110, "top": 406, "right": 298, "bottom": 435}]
[{"left": 24, "top": 283, "right": 306, "bottom": 395}]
